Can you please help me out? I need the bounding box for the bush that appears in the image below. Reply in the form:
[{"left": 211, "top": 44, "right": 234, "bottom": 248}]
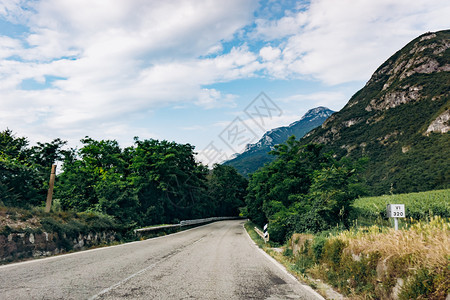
[
  {"left": 323, "top": 238, "right": 347, "bottom": 268},
  {"left": 311, "top": 234, "right": 327, "bottom": 263},
  {"left": 399, "top": 267, "right": 449, "bottom": 300},
  {"left": 246, "top": 141, "right": 366, "bottom": 243}
]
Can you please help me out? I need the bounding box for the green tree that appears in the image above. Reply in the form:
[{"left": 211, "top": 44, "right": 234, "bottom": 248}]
[
  {"left": 56, "top": 137, "right": 131, "bottom": 215},
  {"left": 245, "top": 136, "right": 366, "bottom": 242},
  {"left": 56, "top": 136, "right": 215, "bottom": 226},
  {"left": 129, "top": 138, "right": 210, "bottom": 224},
  {"left": 207, "top": 164, "right": 247, "bottom": 216},
  {"left": 0, "top": 130, "right": 66, "bottom": 208}
]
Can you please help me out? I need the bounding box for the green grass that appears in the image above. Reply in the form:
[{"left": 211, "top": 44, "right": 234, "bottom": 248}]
[{"left": 351, "top": 189, "right": 450, "bottom": 226}]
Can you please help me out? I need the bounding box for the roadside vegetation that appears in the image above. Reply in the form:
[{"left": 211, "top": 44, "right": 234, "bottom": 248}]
[
  {"left": 243, "top": 134, "right": 449, "bottom": 299},
  {"left": 0, "top": 206, "right": 121, "bottom": 236},
  {"left": 284, "top": 216, "right": 449, "bottom": 299},
  {"left": 0, "top": 205, "right": 127, "bottom": 259},
  {"left": 2, "top": 128, "right": 449, "bottom": 298},
  {"left": 246, "top": 189, "right": 450, "bottom": 299},
  {"left": 246, "top": 136, "right": 368, "bottom": 243},
  {"left": 0, "top": 129, "right": 247, "bottom": 232}
]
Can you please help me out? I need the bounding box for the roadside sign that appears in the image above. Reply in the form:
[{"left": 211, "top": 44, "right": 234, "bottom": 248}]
[
  {"left": 386, "top": 204, "right": 405, "bottom": 218},
  {"left": 387, "top": 204, "right": 405, "bottom": 231}
]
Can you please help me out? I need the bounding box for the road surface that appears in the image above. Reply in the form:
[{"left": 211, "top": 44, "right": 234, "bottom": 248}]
[{"left": 0, "top": 220, "right": 323, "bottom": 299}]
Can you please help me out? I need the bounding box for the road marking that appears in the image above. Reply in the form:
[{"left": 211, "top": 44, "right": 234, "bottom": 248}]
[
  {"left": 243, "top": 224, "right": 325, "bottom": 300},
  {"left": 88, "top": 236, "right": 205, "bottom": 299},
  {"left": 88, "top": 260, "right": 160, "bottom": 300}
]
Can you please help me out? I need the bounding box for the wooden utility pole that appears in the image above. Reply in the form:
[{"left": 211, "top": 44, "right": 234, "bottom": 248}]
[{"left": 45, "top": 165, "right": 57, "bottom": 213}]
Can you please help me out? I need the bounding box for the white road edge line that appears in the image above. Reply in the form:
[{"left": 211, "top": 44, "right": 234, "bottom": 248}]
[
  {"left": 243, "top": 224, "right": 325, "bottom": 300},
  {"left": 0, "top": 221, "right": 215, "bottom": 270}
]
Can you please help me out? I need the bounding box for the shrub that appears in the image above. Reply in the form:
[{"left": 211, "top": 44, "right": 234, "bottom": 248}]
[
  {"left": 311, "top": 234, "right": 327, "bottom": 263},
  {"left": 400, "top": 267, "right": 450, "bottom": 300},
  {"left": 322, "top": 238, "right": 347, "bottom": 268},
  {"left": 282, "top": 247, "right": 293, "bottom": 257}
]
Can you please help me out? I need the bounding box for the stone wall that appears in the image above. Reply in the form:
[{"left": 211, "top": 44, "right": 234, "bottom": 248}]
[{"left": 0, "top": 231, "right": 118, "bottom": 263}]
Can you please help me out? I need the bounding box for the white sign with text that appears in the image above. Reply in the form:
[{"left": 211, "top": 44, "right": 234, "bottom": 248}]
[{"left": 386, "top": 204, "right": 405, "bottom": 218}]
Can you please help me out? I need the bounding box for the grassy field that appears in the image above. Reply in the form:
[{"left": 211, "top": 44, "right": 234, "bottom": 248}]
[{"left": 351, "top": 189, "right": 450, "bottom": 226}]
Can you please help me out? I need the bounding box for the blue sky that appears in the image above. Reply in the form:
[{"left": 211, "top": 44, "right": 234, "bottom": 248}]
[{"left": 1, "top": 0, "right": 449, "bottom": 165}]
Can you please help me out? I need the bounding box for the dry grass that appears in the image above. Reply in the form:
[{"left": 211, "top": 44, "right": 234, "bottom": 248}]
[
  {"left": 284, "top": 217, "right": 449, "bottom": 298},
  {"left": 337, "top": 216, "right": 449, "bottom": 269},
  {"left": 0, "top": 206, "right": 42, "bottom": 232}
]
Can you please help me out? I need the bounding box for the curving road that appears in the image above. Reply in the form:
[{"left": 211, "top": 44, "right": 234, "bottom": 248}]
[{"left": 0, "top": 220, "right": 323, "bottom": 299}]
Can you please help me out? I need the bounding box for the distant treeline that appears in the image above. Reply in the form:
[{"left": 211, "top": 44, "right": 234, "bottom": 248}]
[{"left": 0, "top": 129, "right": 247, "bottom": 227}]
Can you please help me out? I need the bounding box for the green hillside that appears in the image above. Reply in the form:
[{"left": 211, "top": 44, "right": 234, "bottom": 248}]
[{"left": 301, "top": 30, "right": 450, "bottom": 195}]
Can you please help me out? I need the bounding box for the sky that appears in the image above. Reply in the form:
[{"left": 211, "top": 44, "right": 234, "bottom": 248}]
[{"left": 1, "top": 0, "right": 449, "bottom": 166}]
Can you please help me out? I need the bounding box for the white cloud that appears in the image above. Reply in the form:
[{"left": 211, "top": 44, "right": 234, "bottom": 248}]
[
  {"left": 196, "top": 89, "right": 237, "bottom": 110},
  {"left": 0, "top": 0, "right": 33, "bottom": 23},
  {"left": 205, "top": 44, "right": 223, "bottom": 55},
  {"left": 252, "top": 0, "right": 450, "bottom": 84},
  {"left": 22, "top": 0, "right": 258, "bottom": 60},
  {"left": 253, "top": 11, "right": 308, "bottom": 40},
  {"left": 0, "top": 0, "right": 260, "bottom": 146},
  {"left": 0, "top": 36, "right": 22, "bottom": 59},
  {"left": 279, "top": 91, "right": 349, "bottom": 112},
  {"left": 259, "top": 46, "right": 281, "bottom": 61}
]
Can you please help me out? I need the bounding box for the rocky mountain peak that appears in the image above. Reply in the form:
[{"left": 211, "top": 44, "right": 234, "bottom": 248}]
[
  {"left": 363, "top": 31, "right": 450, "bottom": 112},
  {"left": 246, "top": 106, "right": 334, "bottom": 151},
  {"left": 225, "top": 106, "right": 335, "bottom": 175},
  {"left": 296, "top": 107, "right": 334, "bottom": 123}
]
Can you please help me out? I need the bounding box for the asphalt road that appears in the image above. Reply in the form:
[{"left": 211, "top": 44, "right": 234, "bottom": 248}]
[{"left": 0, "top": 220, "right": 323, "bottom": 299}]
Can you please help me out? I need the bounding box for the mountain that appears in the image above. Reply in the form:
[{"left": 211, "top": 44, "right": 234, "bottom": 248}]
[
  {"left": 300, "top": 30, "right": 450, "bottom": 195},
  {"left": 224, "top": 107, "right": 335, "bottom": 175}
]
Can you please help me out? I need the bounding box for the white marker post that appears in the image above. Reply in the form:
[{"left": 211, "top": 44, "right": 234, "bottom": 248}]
[
  {"left": 263, "top": 223, "right": 269, "bottom": 242},
  {"left": 386, "top": 204, "right": 405, "bottom": 230}
]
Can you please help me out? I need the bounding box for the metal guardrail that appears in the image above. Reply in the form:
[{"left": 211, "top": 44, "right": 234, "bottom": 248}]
[
  {"left": 135, "top": 224, "right": 181, "bottom": 233},
  {"left": 135, "top": 217, "right": 241, "bottom": 233},
  {"left": 179, "top": 216, "right": 238, "bottom": 226},
  {"left": 254, "top": 224, "right": 269, "bottom": 243},
  {"left": 254, "top": 227, "right": 266, "bottom": 242}
]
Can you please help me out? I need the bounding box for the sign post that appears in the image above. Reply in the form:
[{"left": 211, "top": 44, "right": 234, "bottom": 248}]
[
  {"left": 45, "top": 165, "right": 57, "bottom": 213},
  {"left": 386, "top": 204, "right": 405, "bottom": 230}
]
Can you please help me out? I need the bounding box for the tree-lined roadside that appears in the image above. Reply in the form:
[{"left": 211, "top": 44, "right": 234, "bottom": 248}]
[{"left": 1, "top": 130, "right": 247, "bottom": 229}]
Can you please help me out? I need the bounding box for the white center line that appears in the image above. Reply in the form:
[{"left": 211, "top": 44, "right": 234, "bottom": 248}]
[{"left": 88, "top": 236, "right": 205, "bottom": 300}]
